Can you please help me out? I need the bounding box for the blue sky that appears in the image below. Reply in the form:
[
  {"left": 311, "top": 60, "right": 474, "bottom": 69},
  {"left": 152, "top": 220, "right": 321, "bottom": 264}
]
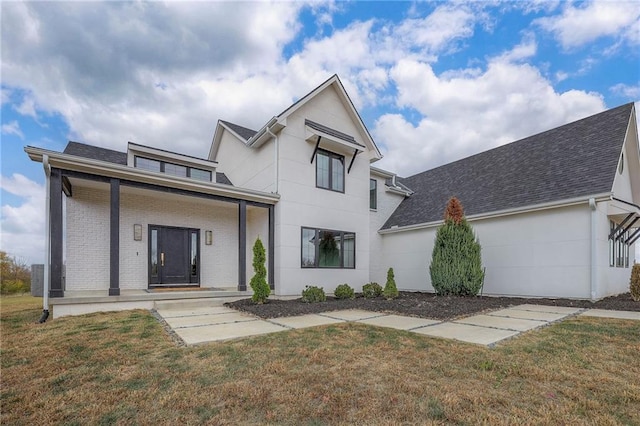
[{"left": 1, "top": 0, "right": 639, "bottom": 263}]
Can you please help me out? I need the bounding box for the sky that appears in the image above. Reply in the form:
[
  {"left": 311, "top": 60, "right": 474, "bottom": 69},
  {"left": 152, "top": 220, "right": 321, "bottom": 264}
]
[{"left": 1, "top": 0, "right": 639, "bottom": 264}]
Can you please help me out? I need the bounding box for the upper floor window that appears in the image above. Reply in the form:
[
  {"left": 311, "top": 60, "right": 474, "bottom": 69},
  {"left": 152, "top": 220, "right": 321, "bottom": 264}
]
[
  {"left": 134, "top": 156, "right": 212, "bottom": 182},
  {"left": 370, "top": 179, "right": 377, "bottom": 210},
  {"left": 316, "top": 149, "right": 344, "bottom": 192}
]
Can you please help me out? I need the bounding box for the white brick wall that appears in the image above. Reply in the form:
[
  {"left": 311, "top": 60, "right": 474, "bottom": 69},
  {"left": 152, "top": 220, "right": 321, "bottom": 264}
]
[{"left": 65, "top": 184, "right": 260, "bottom": 291}]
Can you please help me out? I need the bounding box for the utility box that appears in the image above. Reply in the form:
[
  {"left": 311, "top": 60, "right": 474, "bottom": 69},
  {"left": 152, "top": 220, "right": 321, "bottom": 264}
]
[{"left": 31, "top": 264, "right": 44, "bottom": 297}]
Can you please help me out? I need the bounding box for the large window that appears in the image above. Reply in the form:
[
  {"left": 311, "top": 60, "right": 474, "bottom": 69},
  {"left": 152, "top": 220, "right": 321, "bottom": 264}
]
[
  {"left": 316, "top": 150, "right": 344, "bottom": 192},
  {"left": 301, "top": 227, "right": 355, "bottom": 268},
  {"left": 370, "top": 179, "right": 377, "bottom": 210},
  {"left": 609, "top": 220, "right": 630, "bottom": 268},
  {"left": 134, "top": 156, "right": 212, "bottom": 182}
]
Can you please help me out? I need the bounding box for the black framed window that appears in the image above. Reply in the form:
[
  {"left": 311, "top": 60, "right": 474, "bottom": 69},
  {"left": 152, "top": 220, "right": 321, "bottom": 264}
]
[
  {"left": 609, "top": 220, "right": 630, "bottom": 268},
  {"left": 316, "top": 150, "right": 344, "bottom": 192},
  {"left": 134, "top": 156, "right": 212, "bottom": 182},
  {"left": 301, "top": 227, "right": 355, "bottom": 268},
  {"left": 370, "top": 179, "right": 377, "bottom": 209}
]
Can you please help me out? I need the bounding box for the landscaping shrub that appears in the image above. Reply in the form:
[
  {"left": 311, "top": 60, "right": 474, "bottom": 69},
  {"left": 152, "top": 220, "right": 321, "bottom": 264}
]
[
  {"left": 362, "top": 282, "right": 383, "bottom": 298},
  {"left": 249, "top": 237, "right": 270, "bottom": 304},
  {"left": 334, "top": 283, "right": 355, "bottom": 299},
  {"left": 301, "top": 285, "right": 326, "bottom": 303},
  {"left": 429, "top": 197, "right": 485, "bottom": 296},
  {"left": 383, "top": 268, "right": 399, "bottom": 299},
  {"left": 630, "top": 263, "right": 640, "bottom": 302}
]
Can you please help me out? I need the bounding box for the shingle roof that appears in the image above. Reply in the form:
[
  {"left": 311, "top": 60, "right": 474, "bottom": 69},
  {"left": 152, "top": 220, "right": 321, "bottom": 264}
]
[
  {"left": 215, "top": 173, "right": 233, "bottom": 186},
  {"left": 305, "top": 119, "right": 364, "bottom": 147},
  {"left": 382, "top": 103, "right": 634, "bottom": 230},
  {"left": 64, "top": 141, "right": 127, "bottom": 165},
  {"left": 220, "top": 120, "right": 257, "bottom": 141}
]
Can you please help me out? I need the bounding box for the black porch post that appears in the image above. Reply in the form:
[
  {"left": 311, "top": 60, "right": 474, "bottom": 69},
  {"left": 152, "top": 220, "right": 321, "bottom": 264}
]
[
  {"left": 238, "top": 201, "right": 247, "bottom": 291},
  {"left": 268, "top": 204, "right": 275, "bottom": 290},
  {"left": 109, "top": 178, "right": 120, "bottom": 296},
  {"left": 49, "top": 168, "right": 64, "bottom": 298}
]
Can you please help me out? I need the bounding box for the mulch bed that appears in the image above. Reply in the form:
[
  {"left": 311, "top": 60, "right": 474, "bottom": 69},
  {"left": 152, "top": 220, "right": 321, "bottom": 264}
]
[{"left": 226, "top": 292, "right": 640, "bottom": 321}]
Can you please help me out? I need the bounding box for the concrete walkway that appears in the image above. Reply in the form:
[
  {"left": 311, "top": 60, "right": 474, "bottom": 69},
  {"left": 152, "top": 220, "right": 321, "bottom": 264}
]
[{"left": 155, "top": 303, "right": 640, "bottom": 347}]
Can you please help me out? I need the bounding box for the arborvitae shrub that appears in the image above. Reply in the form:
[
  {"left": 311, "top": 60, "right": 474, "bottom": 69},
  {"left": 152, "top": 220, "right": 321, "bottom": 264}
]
[
  {"left": 362, "top": 282, "right": 383, "bottom": 298},
  {"left": 334, "top": 283, "right": 355, "bottom": 299},
  {"left": 630, "top": 263, "right": 640, "bottom": 302},
  {"left": 429, "top": 197, "right": 485, "bottom": 296},
  {"left": 302, "top": 285, "right": 326, "bottom": 303},
  {"left": 249, "top": 237, "right": 270, "bottom": 304},
  {"left": 383, "top": 268, "right": 399, "bottom": 299}
]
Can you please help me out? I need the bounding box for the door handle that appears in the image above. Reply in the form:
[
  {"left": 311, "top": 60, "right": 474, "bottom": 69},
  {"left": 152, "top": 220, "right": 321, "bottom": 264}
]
[{"left": 161, "top": 252, "right": 165, "bottom": 267}]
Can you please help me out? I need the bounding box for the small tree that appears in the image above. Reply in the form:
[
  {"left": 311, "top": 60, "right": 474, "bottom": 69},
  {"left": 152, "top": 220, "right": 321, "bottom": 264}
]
[
  {"left": 249, "top": 238, "right": 270, "bottom": 304},
  {"left": 429, "top": 197, "right": 485, "bottom": 296},
  {"left": 383, "top": 267, "right": 399, "bottom": 299},
  {"left": 630, "top": 263, "right": 640, "bottom": 302}
]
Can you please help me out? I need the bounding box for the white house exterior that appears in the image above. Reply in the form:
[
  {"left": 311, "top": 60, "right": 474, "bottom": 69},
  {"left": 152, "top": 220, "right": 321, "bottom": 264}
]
[{"left": 25, "top": 75, "right": 639, "bottom": 317}]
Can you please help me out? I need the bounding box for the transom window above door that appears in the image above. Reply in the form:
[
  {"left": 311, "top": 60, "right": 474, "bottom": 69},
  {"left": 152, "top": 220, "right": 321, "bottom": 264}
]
[{"left": 316, "top": 149, "right": 344, "bottom": 192}]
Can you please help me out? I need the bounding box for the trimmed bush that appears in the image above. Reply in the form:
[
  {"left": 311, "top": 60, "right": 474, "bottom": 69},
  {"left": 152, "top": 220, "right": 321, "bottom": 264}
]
[
  {"left": 302, "top": 285, "right": 326, "bottom": 303},
  {"left": 630, "top": 263, "right": 640, "bottom": 302},
  {"left": 429, "top": 197, "right": 485, "bottom": 296},
  {"left": 362, "top": 282, "right": 383, "bottom": 298},
  {"left": 249, "top": 237, "right": 270, "bottom": 304},
  {"left": 383, "top": 268, "right": 399, "bottom": 300},
  {"left": 334, "top": 283, "right": 355, "bottom": 299}
]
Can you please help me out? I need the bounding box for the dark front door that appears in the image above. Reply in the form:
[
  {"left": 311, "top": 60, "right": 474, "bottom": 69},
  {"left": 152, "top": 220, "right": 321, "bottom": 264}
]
[{"left": 149, "top": 225, "right": 199, "bottom": 287}]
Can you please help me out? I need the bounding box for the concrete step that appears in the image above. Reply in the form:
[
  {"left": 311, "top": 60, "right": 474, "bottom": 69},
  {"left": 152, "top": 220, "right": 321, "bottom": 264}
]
[{"left": 154, "top": 294, "right": 248, "bottom": 311}]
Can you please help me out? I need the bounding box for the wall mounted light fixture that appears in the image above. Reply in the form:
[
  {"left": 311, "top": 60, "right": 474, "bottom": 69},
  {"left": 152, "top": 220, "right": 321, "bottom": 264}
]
[
  {"left": 205, "top": 230, "right": 213, "bottom": 245},
  {"left": 134, "top": 224, "right": 142, "bottom": 241}
]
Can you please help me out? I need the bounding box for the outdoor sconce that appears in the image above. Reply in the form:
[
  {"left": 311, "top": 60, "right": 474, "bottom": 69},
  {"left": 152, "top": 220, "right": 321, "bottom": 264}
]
[
  {"left": 133, "top": 224, "right": 142, "bottom": 241},
  {"left": 205, "top": 230, "right": 213, "bottom": 245}
]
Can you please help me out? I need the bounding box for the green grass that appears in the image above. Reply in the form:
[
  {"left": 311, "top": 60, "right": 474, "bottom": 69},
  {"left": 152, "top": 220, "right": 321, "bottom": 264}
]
[{"left": 1, "top": 295, "right": 639, "bottom": 425}]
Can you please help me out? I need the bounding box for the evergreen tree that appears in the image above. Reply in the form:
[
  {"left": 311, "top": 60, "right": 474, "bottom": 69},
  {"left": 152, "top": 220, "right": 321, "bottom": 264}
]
[
  {"left": 250, "top": 237, "right": 270, "bottom": 304},
  {"left": 383, "top": 267, "right": 399, "bottom": 299},
  {"left": 429, "top": 197, "right": 485, "bottom": 296}
]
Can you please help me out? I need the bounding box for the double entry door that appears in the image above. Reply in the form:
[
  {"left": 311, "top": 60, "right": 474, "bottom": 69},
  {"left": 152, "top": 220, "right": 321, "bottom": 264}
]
[{"left": 149, "top": 225, "right": 200, "bottom": 287}]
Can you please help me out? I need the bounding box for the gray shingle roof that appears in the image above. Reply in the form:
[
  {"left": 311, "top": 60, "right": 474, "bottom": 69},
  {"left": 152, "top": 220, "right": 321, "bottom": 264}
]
[
  {"left": 215, "top": 173, "right": 233, "bottom": 185},
  {"left": 64, "top": 141, "right": 127, "bottom": 165},
  {"left": 382, "top": 103, "right": 634, "bottom": 230},
  {"left": 305, "top": 119, "right": 364, "bottom": 147},
  {"left": 220, "top": 120, "right": 257, "bottom": 141}
]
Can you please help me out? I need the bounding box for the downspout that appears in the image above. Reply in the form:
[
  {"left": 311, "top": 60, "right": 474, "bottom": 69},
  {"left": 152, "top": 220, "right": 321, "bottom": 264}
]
[
  {"left": 589, "top": 198, "right": 598, "bottom": 301},
  {"left": 266, "top": 127, "right": 279, "bottom": 194},
  {"left": 39, "top": 155, "right": 51, "bottom": 323}
]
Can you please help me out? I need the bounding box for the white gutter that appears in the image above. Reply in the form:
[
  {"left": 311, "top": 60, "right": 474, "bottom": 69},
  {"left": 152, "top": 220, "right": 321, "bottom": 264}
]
[
  {"left": 380, "top": 192, "right": 613, "bottom": 234},
  {"left": 247, "top": 117, "right": 278, "bottom": 148},
  {"left": 589, "top": 198, "right": 598, "bottom": 301},
  {"left": 266, "top": 127, "right": 279, "bottom": 194},
  {"left": 40, "top": 155, "right": 51, "bottom": 322}
]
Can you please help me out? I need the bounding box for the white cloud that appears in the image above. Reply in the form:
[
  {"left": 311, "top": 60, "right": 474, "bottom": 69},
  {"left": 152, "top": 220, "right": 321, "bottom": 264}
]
[
  {"left": 536, "top": 1, "right": 640, "bottom": 49},
  {"left": 611, "top": 83, "right": 640, "bottom": 100},
  {"left": 373, "top": 45, "right": 605, "bottom": 176},
  {"left": 1, "top": 120, "right": 25, "bottom": 139},
  {"left": 0, "top": 174, "right": 46, "bottom": 264}
]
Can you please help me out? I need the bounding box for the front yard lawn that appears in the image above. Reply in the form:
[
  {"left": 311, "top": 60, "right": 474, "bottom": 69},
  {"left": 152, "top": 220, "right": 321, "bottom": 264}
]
[{"left": 2, "top": 296, "right": 639, "bottom": 424}]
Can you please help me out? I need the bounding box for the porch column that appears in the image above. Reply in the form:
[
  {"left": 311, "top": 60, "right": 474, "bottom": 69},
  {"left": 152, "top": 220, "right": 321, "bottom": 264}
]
[
  {"left": 268, "top": 204, "right": 275, "bottom": 290},
  {"left": 109, "top": 178, "right": 120, "bottom": 296},
  {"left": 238, "top": 200, "right": 247, "bottom": 291},
  {"left": 49, "top": 168, "right": 64, "bottom": 298}
]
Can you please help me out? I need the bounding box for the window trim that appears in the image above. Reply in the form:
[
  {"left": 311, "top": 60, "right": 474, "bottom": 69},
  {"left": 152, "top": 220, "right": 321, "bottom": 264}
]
[
  {"left": 370, "top": 178, "right": 377, "bottom": 210},
  {"left": 315, "top": 149, "right": 345, "bottom": 193},
  {"left": 301, "top": 226, "right": 356, "bottom": 269}
]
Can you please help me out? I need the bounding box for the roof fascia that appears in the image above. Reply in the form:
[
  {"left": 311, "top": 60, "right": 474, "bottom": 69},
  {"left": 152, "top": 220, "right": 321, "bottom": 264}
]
[
  {"left": 127, "top": 142, "right": 216, "bottom": 169},
  {"left": 208, "top": 120, "right": 254, "bottom": 161},
  {"left": 611, "top": 105, "right": 639, "bottom": 200},
  {"left": 25, "top": 146, "right": 280, "bottom": 205},
  {"left": 379, "top": 192, "right": 612, "bottom": 234}
]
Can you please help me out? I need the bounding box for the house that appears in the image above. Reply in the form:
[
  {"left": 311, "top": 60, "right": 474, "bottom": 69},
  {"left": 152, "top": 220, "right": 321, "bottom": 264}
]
[{"left": 25, "top": 75, "right": 639, "bottom": 318}]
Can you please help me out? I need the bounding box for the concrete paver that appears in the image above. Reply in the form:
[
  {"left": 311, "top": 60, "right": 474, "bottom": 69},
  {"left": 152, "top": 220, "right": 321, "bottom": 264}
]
[
  {"left": 320, "top": 309, "right": 385, "bottom": 321},
  {"left": 512, "top": 304, "right": 583, "bottom": 315},
  {"left": 268, "top": 314, "right": 345, "bottom": 329},
  {"left": 455, "top": 314, "right": 547, "bottom": 332},
  {"left": 358, "top": 314, "right": 440, "bottom": 330},
  {"left": 157, "top": 305, "right": 236, "bottom": 318},
  {"left": 177, "top": 320, "right": 288, "bottom": 345},
  {"left": 579, "top": 309, "right": 640, "bottom": 320},
  {"left": 412, "top": 322, "right": 520, "bottom": 345},
  {"left": 164, "top": 311, "right": 256, "bottom": 329},
  {"left": 488, "top": 307, "right": 568, "bottom": 322}
]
